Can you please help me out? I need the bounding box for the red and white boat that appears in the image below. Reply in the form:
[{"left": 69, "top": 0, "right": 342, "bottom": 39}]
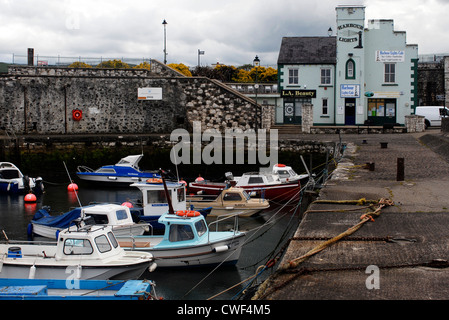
[{"left": 188, "top": 169, "right": 302, "bottom": 202}]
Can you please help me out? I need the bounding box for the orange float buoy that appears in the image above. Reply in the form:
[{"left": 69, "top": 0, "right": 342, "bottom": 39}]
[
  {"left": 67, "top": 183, "right": 78, "bottom": 191},
  {"left": 24, "top": 192, "right": 37, "bottom": 203},
  {"left": 121, "top": 201, "right": 133, "bottom": 208}
]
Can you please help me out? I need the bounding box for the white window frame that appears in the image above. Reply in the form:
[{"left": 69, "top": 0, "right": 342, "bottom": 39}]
[
  {"left": 384, "top": 63, "right": 396, "bottom": 83},
  {"left": 288, "top": 68, "right": 299, "bottom": 85},
  {"left": 320, "top": 68, "right": 332, "bottom": 85},
  {"left": 322, "top": 98, "right": 329, "bottom": 115}
]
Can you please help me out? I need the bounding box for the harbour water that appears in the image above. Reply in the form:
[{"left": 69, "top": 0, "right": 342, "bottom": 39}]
[{"left": 0, "top": 179, "right": 304, "bottom": 300}]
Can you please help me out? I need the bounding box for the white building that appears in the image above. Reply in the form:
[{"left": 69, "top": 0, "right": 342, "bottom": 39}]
[{"left": 277, "top": 5, "right": 418, "bottom": 128}]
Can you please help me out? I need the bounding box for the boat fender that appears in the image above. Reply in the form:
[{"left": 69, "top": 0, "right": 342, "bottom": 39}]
[
  {"left": 76, "top": 265, "right": 82, "bottom": 279},
  {"left": 148, "top": 262, "right": 157, "bottom": 273},
  {"left": 28, "top": 265, "right": 36, "bottom": 279},
  {"left": 27, "top": 223, "right": 33, "bottom": 236},
  {"left": 213, "top": 245, "right": 229, "bottom": 253}
]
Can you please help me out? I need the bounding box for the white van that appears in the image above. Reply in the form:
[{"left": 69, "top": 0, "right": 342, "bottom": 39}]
[{"left": 415, "top": 106, "right": 449, "bottom": 129}]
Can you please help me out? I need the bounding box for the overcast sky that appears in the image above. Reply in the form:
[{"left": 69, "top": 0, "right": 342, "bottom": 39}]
[{"left": 1, "top": 0, "right": 448, "bottom": 67}]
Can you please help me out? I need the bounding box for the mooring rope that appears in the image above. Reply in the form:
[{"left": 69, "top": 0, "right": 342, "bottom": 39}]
[{"left": 251, "top": 198, "right": 394, "bottom": 300}]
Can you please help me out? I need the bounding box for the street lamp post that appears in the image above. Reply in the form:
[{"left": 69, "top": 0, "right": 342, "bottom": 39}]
[
  {"left": 162, "top": 19, "right": 167, "bottom": 64},
  {"left": 253, "top": 55, "right": 260, "bottom": 130}
]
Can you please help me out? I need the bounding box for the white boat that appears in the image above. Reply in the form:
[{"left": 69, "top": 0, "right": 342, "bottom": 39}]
[
  {"left": 29, "top": 203, "right": 150, "bottom": 240},
  {"left": 117, "top": 210, "right": 246, "bottom": 268},
  {"left": 187, "top": 187, "right": 270, "bottom": 217},
  {"left": 76, "top": 154, "right": 160, "bottom": 186},
  {"left": 0, "top": 225, "right": 156, "bottom": 280},
  {"left": 0, "top": 162, "right": 44, "bottom": 194}
]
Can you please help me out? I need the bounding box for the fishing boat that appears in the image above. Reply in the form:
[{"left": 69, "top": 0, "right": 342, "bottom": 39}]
[
  {"left": 117, "top": 210, "right": 245, "bottom": 268},
  {"left": 0, "top": 278, "right": 159, "bottom": 300},
  {"left": 28, "top": 203, "right": 150, "bottom": 240},
  {"left": 188, "top": 170, "right": 302, "bottom": 202},
  {"left": 0, "top": 225, "right": 156, "bottom": 280},
  {"left": 187, "top": 187, "right": 270, "bottom": 217},
  {"left": 0, "top": 162, "right": 44, "bottom": 194},
  {"left": 128, "top": 180, "right": 211, "bottom": 229},
  {"left": 76, "top": 154, "right": 160, "bottom": 186},
  {"left": 117, "top": 173, "right": 245, "bottom": 268}
]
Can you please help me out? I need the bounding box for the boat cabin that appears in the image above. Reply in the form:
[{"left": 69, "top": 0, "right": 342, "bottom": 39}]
[
  {"left": 272, "top": 164, "right": 302, "bottom": 182},
  {"left": 130, "top": 181, "right": 186, "bottom": 217},
  {"left": 234, "top": 172, "right": 281, "bottom": 186},
  {"left": 82, "top": 204, "right": 135, "bottom": 227},
  {"left": 158, "top": 212, "right": 208, "bottom": 245},
  {"left": 55, "top": 225, "right": 124, "bottom": 261}
]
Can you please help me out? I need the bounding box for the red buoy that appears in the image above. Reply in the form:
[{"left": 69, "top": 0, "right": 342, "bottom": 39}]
[
  {"left": 67, "top": 183, "right": 78, "bottom": 191},
  {"left": 24, "top": 192, "right": 37, "bottom": 203},
  {"left": 121, "top": 201, "right": 133, "bottom": 208}
]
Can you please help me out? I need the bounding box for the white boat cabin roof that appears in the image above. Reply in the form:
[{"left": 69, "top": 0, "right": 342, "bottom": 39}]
[
  {"left": 82, "top": 204, "right": 134, "bottom": 226},
  {"left": 56, "top": 225, "right": 124, "bottom": 261},
  {"left": 115, "top": 155, "right": 143, "bottom": 168}
]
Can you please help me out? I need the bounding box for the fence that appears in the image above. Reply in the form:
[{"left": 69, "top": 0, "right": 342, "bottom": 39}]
[{"left": 10, "top": 54, "right": 151, "bottom": 67}]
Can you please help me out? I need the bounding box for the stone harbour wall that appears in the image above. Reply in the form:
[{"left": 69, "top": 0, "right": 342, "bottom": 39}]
[{"left": 0, "top": 65, "right": 261, "bottom": 135}]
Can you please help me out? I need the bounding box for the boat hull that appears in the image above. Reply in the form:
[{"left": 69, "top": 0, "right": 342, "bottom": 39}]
[
  {"left": 0, "top": 278, "right": 157, "bottom": 300},
  {"left": 0, "top": 244, "right": 153, "bottom": 280},
  {"left": 119, "top": 233, "right": 246, "bottom": 268},
  {"left": 31, "top": 223, "right": 147, "bottom": 240},
  {"left": 189, "top": 182, "right": 302, "bottom": 202}
]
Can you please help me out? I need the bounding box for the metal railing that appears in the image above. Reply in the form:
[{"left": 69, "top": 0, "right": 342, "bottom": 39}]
[{"left": 10, "top": 54, "right": 151, "bottom": 67}]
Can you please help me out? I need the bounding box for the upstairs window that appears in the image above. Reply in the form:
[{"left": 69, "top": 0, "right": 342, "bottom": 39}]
[
  {"left": 384, "top": 63, "right": 395, "bottom": 83},
  {"left": 288, "top": 69, "right": 298, "bottom": 85},
  {"left": 345, "top": 59, "right": 355, "bottom": 79},
  {"left": 320, "top": 68, "right": 332, "bottom": 85}
]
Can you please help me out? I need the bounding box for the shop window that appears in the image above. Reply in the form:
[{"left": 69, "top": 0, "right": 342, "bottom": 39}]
[{"left": 345, "top": 59, "right": 355, "bottom": 79}]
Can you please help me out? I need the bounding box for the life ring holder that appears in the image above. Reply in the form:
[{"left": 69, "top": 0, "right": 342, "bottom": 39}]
[
  {"left": 72, "top": 109, "right": 83, "bottom": 121},
  {"left": 175, "top": 210, "right": 201, "bottom": 218}
]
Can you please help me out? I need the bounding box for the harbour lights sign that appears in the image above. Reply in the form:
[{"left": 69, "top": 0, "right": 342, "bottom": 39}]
[{"left": 337, "top": 23, "right": 363, "bottom": 42}]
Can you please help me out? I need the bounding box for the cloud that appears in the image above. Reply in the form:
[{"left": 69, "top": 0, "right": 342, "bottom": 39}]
[{"left": 0, "top": 0, "right": 448, "bottom": 66}]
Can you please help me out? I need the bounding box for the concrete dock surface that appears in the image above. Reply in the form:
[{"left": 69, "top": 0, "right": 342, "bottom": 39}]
[{"left": 253, "top": 129, "right": 449, "bottom": 300}]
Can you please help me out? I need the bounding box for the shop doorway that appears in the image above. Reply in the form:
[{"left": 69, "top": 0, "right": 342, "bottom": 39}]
[{"left": 345, "top": 98, "right": 356, "bottom": 125}]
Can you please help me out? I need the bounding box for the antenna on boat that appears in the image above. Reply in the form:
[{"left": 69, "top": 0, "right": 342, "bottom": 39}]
[
  {"left": 63, "top": 161, "right": 82, "bottom": 207},
  {"left": 159, "top": 169, "right": 175, "bottom": 215}
]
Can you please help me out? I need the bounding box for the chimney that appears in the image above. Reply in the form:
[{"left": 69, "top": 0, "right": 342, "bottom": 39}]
[{"left": 27, "top": 48, "right": 34, "bottom": 66}]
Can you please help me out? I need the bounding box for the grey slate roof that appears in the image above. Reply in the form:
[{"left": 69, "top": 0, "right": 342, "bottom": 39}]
[{"left": 277, "top": 36, "right": 337, "bottom": 65}]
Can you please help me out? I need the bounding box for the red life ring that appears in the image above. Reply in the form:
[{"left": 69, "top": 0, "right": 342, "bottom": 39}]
[
  {"left": 175, "top": 210, "right": 200, "bottom": 217},
  {"left": 72, "top": 109, "right": 83, "bottom": 121},
  {"left": 146, "top": 178, "right": 163, "bottom": 183}
]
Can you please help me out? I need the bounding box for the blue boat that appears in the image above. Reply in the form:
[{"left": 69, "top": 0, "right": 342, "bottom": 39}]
[
  {"left": 0, "top": 278, "right": 159, "bottom": 300},
  {"left": 0, "top": 162, "right": 44, "bottom": 194},
  {"left": 76, "top": 154, "right": 160, "bottom": 186}
]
